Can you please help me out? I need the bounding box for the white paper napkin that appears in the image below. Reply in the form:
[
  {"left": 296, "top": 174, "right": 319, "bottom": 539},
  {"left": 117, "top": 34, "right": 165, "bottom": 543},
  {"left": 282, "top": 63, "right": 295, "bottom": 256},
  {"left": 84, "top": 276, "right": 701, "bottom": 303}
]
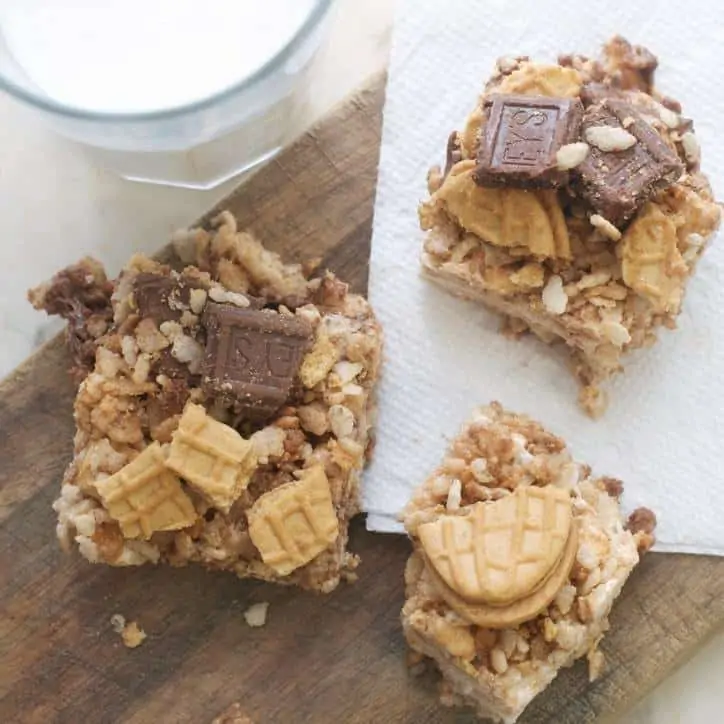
[{"left": 364, "top": 0, "right": 724, "bottom": 554}]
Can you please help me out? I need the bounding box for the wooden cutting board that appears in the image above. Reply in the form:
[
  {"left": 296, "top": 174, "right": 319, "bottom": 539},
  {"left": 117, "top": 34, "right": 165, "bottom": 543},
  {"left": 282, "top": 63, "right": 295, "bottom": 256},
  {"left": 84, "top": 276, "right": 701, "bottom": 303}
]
[{"left": 2, "top": 73, "right": 724, "bottom": 724}]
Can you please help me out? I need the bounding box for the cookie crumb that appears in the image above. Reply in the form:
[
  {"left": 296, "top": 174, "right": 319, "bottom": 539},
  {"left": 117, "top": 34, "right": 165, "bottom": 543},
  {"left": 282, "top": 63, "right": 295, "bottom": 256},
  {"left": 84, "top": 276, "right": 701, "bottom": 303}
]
[
  {"left": 122, "top": 621, "right": 147, "bottom": 648},
  {"left": 243, "top": 602, "right": 270, "bottom": 628},
  {"left": 626, "top": 507, "right": 657, "bottom": 553},
  {"left": 111, "top": 615, "right": 147, "bottom": 648}
]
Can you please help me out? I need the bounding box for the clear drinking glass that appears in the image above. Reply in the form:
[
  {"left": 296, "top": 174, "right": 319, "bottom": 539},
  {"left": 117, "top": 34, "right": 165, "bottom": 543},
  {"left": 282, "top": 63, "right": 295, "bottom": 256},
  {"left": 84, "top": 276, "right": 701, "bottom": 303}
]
[{"left": 0, "top": 0, "right": 335, "bottom": 189}]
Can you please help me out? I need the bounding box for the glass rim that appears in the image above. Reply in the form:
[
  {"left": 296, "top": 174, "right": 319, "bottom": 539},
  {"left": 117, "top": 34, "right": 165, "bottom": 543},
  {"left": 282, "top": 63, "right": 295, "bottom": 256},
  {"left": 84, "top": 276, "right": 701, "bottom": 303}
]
[{"left": 0, "top": 0, "right": 333, "bottom": 123}]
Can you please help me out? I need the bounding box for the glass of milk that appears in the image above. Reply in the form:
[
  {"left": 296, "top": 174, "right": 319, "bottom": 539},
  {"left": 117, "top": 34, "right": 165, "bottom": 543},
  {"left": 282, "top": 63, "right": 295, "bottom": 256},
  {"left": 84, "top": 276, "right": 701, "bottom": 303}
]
[{"left": 0, "top": 0, "right": 334, "bottom": 188}]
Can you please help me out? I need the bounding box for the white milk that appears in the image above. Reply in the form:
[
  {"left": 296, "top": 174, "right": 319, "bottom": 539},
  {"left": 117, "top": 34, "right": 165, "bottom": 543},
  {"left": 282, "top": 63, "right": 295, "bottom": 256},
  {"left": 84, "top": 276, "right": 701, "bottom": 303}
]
[
  {"left": 0, "top": 0, "right": 328, "bottom": 187},
  {"left": 0, "top": 0, "right": 316, "bottom": 113}
]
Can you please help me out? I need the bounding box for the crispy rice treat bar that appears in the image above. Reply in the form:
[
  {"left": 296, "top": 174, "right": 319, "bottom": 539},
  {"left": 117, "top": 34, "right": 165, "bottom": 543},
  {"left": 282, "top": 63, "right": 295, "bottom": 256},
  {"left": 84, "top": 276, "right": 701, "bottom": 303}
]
[
  {"left": 402, "top": 403, "right": 655, "bottom": 723},
  {"left": 31, "top": 212, "right": 382, "bottom": 593},
  {"left": 420, "top": 37, "right": 720, "bottom": 417}
]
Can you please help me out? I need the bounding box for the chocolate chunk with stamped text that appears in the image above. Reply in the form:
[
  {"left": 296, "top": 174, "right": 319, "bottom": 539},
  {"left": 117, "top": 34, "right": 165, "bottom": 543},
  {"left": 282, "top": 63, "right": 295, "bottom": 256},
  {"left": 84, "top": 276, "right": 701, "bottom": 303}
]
[
  {"left": 202, "top": 302, "right": 312, "bottom": 421},
  {"left": 473, "top": 94, "right": 583, "bottom": 189}
]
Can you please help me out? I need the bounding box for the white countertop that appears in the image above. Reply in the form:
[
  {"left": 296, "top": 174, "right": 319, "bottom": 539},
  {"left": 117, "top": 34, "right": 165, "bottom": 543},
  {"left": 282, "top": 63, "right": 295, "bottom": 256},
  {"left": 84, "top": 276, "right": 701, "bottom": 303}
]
[{"left": 0, "top": 1, "right": 720, "bottom": 720}]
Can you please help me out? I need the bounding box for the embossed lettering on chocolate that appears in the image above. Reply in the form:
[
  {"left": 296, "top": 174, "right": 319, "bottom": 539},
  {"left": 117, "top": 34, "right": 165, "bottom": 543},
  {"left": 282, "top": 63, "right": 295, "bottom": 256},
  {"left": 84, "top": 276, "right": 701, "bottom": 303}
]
[
  {"left": 473, "top": 94, "right": 583, "bottom": 188},
  {"left": 202, "top": 302, "right": 312, "bottom": 420}
]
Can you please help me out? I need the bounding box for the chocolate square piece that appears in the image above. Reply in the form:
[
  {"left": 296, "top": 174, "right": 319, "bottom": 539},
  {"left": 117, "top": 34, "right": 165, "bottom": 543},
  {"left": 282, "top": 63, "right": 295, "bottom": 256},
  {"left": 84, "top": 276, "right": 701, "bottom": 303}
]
[
  {"left": 574, "top": 99, "right": 684, "bottom": 226},
  {"left": 133, "top": 273, "right": 194, "bottom": 324},
  {"left": 133, "top": 272, "right": 208, "bottom": 379},
  {"left": 202, "top": 302, "right": 312, "bottom": 420},
  {"left": 473, "top": 94, "right": 583, "bottom": 189}
]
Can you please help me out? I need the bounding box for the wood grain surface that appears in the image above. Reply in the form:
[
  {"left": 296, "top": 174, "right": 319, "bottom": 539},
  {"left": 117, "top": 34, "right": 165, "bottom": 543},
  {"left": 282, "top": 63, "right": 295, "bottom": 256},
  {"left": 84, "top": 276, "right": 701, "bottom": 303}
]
[{"left": 2, "top": 74, "right": 724, "bottom": 724}]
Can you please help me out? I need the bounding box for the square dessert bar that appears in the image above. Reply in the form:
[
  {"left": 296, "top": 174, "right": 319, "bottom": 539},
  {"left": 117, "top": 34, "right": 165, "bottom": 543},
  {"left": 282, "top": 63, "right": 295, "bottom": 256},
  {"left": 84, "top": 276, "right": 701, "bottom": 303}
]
[
  {"left": 420, "top": 36, "right": 721, "bottom": 416},
  {"left": 402, "top": 403, "right": 655, "bottom": 723},
  {"left": 29, "top": 211, "right": 382, "bottom": 592}
]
